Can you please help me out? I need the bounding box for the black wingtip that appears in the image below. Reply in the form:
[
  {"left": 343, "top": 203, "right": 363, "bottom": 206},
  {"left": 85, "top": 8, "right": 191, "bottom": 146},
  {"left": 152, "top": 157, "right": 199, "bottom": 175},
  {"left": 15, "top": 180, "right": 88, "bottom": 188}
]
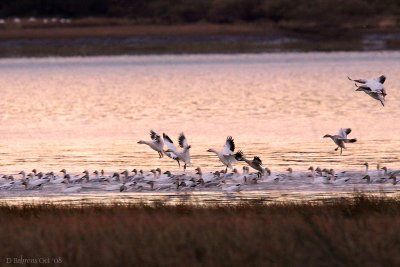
[
  {"left": 379, "top": 75, "right": 386, "bottom": 84},
  {"left": 226, "top": 136, "right": 235, "bottom": 152},
  {"left": 235, "top": 150, "right": 244, "bottom": 161},
  {"left": 163, "top": 133, "right": 173, "bottom": 144}
]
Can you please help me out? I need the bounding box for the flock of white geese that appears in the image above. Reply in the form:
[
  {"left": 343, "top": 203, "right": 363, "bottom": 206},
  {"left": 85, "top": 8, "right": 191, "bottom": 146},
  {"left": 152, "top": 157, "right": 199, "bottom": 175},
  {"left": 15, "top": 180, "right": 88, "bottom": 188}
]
[
  {"left": 0, "top": 159, "right": 399, "bottom": 194},
  {"left": 0, "top": 75, "right": 396, "bottom": 194}
]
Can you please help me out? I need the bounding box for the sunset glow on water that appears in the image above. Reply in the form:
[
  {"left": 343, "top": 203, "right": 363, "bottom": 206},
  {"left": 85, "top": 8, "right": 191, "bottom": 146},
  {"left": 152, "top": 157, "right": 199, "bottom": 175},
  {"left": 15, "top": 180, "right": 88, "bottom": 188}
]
[{"left": 0, "top": 53, "right": 399, "bottom": 203}]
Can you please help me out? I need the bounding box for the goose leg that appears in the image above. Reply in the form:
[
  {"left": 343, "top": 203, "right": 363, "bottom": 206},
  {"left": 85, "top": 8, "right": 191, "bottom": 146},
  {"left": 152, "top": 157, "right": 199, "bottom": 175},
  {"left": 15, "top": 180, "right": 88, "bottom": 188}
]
[
  {"left": 340, "top": 148, "right": 343, "bottom": 155},
  {"left": 184, "top": 164, "right": 187, "bottom": 171},
  {"left": 176, "top": 160, "right": 180, "bottom": 168},
  {"left": 334, "top": 147, "right": 339, "bottom": 151}
]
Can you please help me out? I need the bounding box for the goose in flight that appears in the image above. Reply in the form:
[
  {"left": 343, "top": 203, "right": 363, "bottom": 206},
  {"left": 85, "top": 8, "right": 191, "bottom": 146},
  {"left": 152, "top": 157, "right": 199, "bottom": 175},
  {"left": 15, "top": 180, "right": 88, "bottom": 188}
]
[
  {"left": 163, "top": 133, "right": 192, "bottom": 170},
  {"left": 323, "top": 128, "right": 357, "bottom": 155},
  {"left": 348, "top": 75, "right": 386, "bottom": 106},
  {"left": 138, "top": 130, "right": 164, "bottom": 158},
  {"left": 207, "top": 136, "right": 240, "bottom": 172},
  {"left": 235, "top": 151, "right": 265, "bottom": 176}
]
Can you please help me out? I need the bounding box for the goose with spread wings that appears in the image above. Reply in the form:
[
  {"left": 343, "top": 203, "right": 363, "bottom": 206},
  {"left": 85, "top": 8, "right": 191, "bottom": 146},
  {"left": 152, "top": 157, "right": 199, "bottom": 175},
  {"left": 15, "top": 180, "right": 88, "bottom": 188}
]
[
  {"left": 207, "top": 136, "right": 240, "bottom": 172},
  {"left": 163, "top": 132, "right": 191, "bottom": 170},
  {"left": 137, "top": 130, "right": 164, "bottom": 158},
  {"left": 348, "top": 75, "right": 386, "bottom": 106},
  {"left": 323, "top": 128, "right": 357, "bottom": 155},
  {"left": 235, "top": 151, "right": 265, "bottom": 176},
  {"left": 159, "top": 134, "right": 180, "bottom": 167}
]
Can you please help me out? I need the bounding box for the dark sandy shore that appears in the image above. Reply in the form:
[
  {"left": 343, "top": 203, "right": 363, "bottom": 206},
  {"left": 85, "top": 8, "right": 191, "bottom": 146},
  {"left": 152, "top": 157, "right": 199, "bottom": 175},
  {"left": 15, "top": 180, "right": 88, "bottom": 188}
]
[{"left": 0, "top": 21, "right": 399, "bottom": 57}]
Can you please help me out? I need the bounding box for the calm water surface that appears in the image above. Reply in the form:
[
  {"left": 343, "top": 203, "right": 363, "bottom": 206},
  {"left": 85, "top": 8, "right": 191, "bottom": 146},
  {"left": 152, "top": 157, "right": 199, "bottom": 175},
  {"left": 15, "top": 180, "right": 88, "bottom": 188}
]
[{"left": 0, "top": 52, "right": 399, "bottom": 203}]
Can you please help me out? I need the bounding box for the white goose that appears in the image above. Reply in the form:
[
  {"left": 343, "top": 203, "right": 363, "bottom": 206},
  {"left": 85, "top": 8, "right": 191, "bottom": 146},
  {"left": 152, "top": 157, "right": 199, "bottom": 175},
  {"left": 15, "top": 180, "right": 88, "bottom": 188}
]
[
  {"left": 163, "top": 132, "right": 192, "bottom": 170},
  {"left": 138, "top": 130, "right": 164, "bottom": 158},
  {"left": 61, "top": 179, "right": 82, "bottom": 193},
  {"left": 348, "top": 75, "right": 386, "bottom": 106},
  {"left": 49, "top": 172, "right": 64, "bottom": 184},
  {"left": 195, "top": 167, "right": 218, "bottom": 184},
  {"left": 207, "top": 136, "right": 239, "bottom": 172},
  {"left": 0, "top": 176, "right": 15, "bottom": 190},
  {"left": 323, "top": 128, "right": 357, "bottom": 155},
  {"left": 308, "top": 167, "right": 330, "bottom": 184},
  {"left": 105, "top": 173, "right": 125, "bottom": 191},
  {"left": 363, "top": 162, "right": 383, "bottom": 177},
  {"left": 22, "top": 174, "right": 46, "bottom": 190},
  {"left": 222, "top": 183, "right": 241, "bottom": 193}
]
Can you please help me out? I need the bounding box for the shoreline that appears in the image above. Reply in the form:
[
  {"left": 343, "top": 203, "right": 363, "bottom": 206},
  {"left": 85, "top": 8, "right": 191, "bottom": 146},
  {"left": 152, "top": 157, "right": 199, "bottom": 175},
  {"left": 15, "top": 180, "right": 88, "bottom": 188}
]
[{"left": 0, "top": 23, "right": 399, "bottom": 57}]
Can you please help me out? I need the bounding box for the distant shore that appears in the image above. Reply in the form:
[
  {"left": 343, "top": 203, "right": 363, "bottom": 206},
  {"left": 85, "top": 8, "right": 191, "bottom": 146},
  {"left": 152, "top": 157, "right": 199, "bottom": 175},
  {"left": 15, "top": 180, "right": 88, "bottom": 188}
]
[{"left": 0, "top": 20, "right": 399, "bottom": 57}]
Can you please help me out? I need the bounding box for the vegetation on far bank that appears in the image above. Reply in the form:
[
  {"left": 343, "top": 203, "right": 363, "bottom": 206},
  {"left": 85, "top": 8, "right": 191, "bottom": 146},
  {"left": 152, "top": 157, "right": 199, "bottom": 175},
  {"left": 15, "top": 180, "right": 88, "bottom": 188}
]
[
  {"left": 1, "top": 196, "right": 400, "bottom": 266},
  {"left": 0, "top": 0, "right": 399, "bottom": 34}
]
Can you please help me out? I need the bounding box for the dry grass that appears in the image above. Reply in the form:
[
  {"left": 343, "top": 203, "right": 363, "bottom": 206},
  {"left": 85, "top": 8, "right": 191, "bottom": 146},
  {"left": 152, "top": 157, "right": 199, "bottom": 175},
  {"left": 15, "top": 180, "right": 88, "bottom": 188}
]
[{"left": 0, "top": 196, "right": 399, "bottom": 266}]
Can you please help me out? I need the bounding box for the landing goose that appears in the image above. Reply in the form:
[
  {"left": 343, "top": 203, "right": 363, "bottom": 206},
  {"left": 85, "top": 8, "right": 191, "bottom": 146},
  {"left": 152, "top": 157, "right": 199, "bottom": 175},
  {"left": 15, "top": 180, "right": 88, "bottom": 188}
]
[
  {"left": 207, "top": 136, "right": 240, "bottom": 172},
  {"left": 348, "top": 75, "right": 386, "bottom": 106},
  {"left": 163, "top": 133, "right": 192, "bottom": 170},
  {"left": 235, "top": 151, "right": 264, "bottom": 176},
  {"left": 138, "top": 130, "right": 164, "bottom": 158},
  {"left": 323, "top": 128, "right": 357, "bottom": 155}
]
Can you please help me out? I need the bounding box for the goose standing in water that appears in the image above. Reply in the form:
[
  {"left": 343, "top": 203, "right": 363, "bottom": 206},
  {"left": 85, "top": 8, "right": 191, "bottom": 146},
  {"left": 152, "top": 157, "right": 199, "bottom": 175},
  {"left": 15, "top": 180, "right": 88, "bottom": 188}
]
[
  {"left": 0, "top": 176, "right": 15, "bottom": 190},
  {"left": 348, "top": 75, "right": 386, "bottom": 106},
  {"left": 235, "top": 151, "right": 265, "bottom": 177},
  {"left": 61, "top": 179, "right": 82, "bottom": 193},
  {"left": 22, "top": 174, "right": 46, "bottom": 190},
  {"left": 381, "top": 167, "right": 400, "bottom": 179},
  {"left": 222, "top": 183, "right": 241, "bottom": 193},
  {"left": 207, "top": 136, "right": 240, "bottom": 172},
  {"left": 138, "top": 130, "right": 164, "bottom": 158},
  {"left": 388, "top": 175, "right": 399, "bottom": 185},
  {"left": 105, "top": 173, "right": 125, "bottom": 191},
  {"left": 363, "top": 162, "right": 382, "bottom": 177},
  {"left": 163, "top": 133, "right": 192, "bottom": 170},
  {"left": 323, "top": 128, "right": 357, "bottom": 155},
  {"left": 362, "top": 175, "right": 386, "bottom": 184}
]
